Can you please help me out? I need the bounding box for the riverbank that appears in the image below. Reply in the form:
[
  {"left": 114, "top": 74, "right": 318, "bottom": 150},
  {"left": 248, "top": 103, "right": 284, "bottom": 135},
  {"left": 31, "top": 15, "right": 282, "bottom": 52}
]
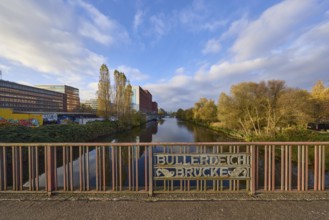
[
  {"left": 179, "top": 118, "right": 329, "bottom": 142},
  {"left": 0, "top": 119, "right": 146, "bottom": 143}
]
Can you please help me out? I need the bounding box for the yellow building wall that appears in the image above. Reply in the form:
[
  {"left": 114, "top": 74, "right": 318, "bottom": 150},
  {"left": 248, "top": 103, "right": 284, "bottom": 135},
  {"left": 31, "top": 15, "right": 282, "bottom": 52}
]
[{"left": 0, "top": 108, "right": 43, "bottom": 126}]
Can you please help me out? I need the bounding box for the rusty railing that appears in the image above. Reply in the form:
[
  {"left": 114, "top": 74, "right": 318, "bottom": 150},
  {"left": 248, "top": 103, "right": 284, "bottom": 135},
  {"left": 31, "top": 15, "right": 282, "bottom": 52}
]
[{"left": 0, "top": 142, "right": 327, "bottom": 195}]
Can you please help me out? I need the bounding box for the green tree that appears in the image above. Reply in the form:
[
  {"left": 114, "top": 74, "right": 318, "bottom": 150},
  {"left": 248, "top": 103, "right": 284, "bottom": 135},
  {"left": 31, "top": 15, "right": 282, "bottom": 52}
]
[
  {"left": 97, "top": 64, "right": 111, "bottom": 119},
  {"left": 311, "top": 80, "right": 329, "bottom": 122},
  {"left": 123, "top": 82, "right": 133, "bottom": 116},
  {"left": 217, "top": 80, "right": 312, "bottom": 137},
  {"left": 193, "top": 98, "right": 217, "bottom": 123},
  {"left": 114, "top": 70, "right": 127, "bottom": 117}
]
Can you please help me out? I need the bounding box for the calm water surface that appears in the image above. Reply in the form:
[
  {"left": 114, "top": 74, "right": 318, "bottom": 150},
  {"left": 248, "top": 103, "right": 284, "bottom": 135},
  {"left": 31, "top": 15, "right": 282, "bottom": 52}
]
[{"left": 33, "top": 118, "right": 328, "bottom": 188}]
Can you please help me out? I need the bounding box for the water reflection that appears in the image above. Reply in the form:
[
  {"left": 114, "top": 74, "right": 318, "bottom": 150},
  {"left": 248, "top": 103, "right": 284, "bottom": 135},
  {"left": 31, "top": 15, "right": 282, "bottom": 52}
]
[{"left": 23, "top": 118, "right": 329, "bottom": 189}]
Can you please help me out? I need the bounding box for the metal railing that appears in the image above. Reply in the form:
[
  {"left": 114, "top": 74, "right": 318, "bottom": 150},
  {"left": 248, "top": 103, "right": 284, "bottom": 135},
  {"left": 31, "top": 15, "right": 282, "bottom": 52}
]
[{"left": 0, "top": 142, "right": 327, "bottom": 195}]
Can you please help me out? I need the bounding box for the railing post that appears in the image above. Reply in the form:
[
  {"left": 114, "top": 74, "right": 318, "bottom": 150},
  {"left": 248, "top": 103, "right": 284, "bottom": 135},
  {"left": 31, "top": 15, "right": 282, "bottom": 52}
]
[
  {"left": 148, "top": 146, "right": 153, "bottom": 196},
  {"left": 250, "top": 145, "right": 256, "bottom": 195},
  {"left": 47, "top": 145, "right": 55, "bottom": 195}
]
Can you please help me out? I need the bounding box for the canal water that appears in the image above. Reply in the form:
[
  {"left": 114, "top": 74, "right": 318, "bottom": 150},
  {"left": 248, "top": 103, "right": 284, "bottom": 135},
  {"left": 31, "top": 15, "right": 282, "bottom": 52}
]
[
  {"left": 96, "top": 117, "right": 236, "bottom": 143},
  {"left": 33, "top": 118, "right": 328, "bottom": 189}
]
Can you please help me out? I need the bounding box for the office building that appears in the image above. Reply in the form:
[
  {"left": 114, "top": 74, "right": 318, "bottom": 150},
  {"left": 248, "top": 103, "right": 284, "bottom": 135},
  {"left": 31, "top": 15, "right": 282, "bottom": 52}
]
[
  {"left": 35, "top": 85, "right": 80, "bottom": 112},
  {"left": 0, "top": 80, "right": 65, "bottom": 112},
  {"left": 131, "top": 86, "right": 153, "bottom": 113}
]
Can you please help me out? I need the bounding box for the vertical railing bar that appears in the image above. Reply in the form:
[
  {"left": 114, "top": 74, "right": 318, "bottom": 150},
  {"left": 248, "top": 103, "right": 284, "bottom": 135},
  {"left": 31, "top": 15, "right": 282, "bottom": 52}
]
[
  {"left": 298, "top": 145, "right": 301, "bottom": 191},
  {"left": 54, "top": 147, "right": 57, "bottom": 191},
  {"left": 229, "top": 145, "right": 232, "bottom": 191},
  {"left": 318, "top": 145, "right": 322, "bottom": 190},
  {"left": 314, "top": 145, "right": 318, "bottom": 191},
  {"left": 302, "top": 145, "right": 305, "bottom": 191},
  {"left": 264, "top": 145, "right": 268, "bottom": 191},
  {"left": 203, "top": 146, "right": 207, "bottom": 191},
  {"left": 237, "top": 145, "right": 240, "bottom": 191},
  {"left": 44, "top": 146, "right": 47, "bottom": 192},
  {"left": 31, "top": 147, "right": 34, "bottom": 190},
  {"left": 187, "top": 146, "right": 190, "bottom": 191},
  {"left": 281, "top": 146, "right": 284, "bottom": 191},
  {"left": 144, "top": 145, "right": 147, "bottom": 192},
  {"left": 103, "top": 146, "right": 106, "bottom": 191},
  {"left": 36, "top": 147, "right": 39, "bottom": 191},
  {"left": 284, "top": 145, "right": 289, "bottom": 191},
  {"left": 289, "top": 145, "right": 292, "bottom": 191},
  {"left": 115, "top": 147, "right": 118, "bottom": 191},
  {"left": 63, "top": 146, "right": 66, "bottom": 191},
  {"left": 250, "top": 145, "right": 256, "bottom": 195},
  {"left": 112, "top": 146, "right": 115, "bottom": 191},
  {"left": 0, "top": 147, "right": 2, "bottom": 191},
  {"left": 305, "top": 145, "right": 308, "bottom": 191},
  {"left": 19, "top": 147, "right": 22, "bottom": 191},
  {"left": 128, "top": 146, "right": 131, "bottom": 191},
  {"left": 170, "top": 146, "right": 173, "bottom": 192},
  {"left": 322, "top": 145, "right": 325, "bottom": 191},
  {"left": 86, "top": 147, "right": 89, "bottom": 191},
  {"left": 4, "top": 147, "right": 6, "bottom": 191},
  {"left": 267, "top": 145, "right": 272, "bottom": 191},
  {"left": 136, "top": 146, "right": 139, "bottom": 192},
  {"left": 12, "top": 147, "right": 16, "bottom": 190},
  {"left": 255, "top": 146, "right": 259, "bottom": 191},
  {"left": 96, "top": 147, "right": 99, "bottom": 191},
  {"left": 28, "top": 146, "right": 31, "bottom": 191},
  {"left": 79, "top": 146, "right": 82, "bottom": 191},
  {"left": 119, "top": 146, "right": 122, "bottom": 192},
  {"left": 70, "top": 146, "right": 73, "bottom": 191},
  {"left": 148, "top": 146, "right": 153, "bottom": 196},
  {"left": 272, "top": 145, "right": 275, "bottom": 191}
]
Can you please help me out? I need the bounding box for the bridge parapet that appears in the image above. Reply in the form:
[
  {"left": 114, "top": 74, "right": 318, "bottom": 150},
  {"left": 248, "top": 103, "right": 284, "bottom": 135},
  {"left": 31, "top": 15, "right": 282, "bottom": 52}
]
[{"left": 0, "top": 142, "right": 327, "bottom": 195}]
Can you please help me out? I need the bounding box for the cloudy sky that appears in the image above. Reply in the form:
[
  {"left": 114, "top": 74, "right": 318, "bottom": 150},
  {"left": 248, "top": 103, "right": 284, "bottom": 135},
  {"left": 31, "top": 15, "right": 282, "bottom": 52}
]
[{"left": 0, "top": 0, "right": 329, "bottom": 111}]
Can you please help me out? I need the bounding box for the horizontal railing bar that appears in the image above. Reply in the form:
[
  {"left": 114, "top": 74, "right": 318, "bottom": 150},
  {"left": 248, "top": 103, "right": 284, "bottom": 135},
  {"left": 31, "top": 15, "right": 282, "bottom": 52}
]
[
  {"left": 154, "top": 177, "right": 251, "bottom": 180},
  {"left": 1, "top": 142, "right": 329, "bottom": 147},
  {"left": 155, "top": 165, "right": 251, "bottom": 168}
]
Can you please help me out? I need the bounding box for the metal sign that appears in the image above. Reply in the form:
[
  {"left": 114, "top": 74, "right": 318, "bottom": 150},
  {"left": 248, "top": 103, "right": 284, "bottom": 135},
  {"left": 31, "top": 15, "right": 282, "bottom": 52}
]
[{"left": 154, "top": 153, "right": 250, "bottom": 180}]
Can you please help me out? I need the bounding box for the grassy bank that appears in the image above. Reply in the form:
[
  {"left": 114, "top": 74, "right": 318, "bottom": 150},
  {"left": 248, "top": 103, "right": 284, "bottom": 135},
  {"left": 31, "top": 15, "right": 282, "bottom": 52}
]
[{"left": 0, "top": 119, "right": 145, "bottom": 143}]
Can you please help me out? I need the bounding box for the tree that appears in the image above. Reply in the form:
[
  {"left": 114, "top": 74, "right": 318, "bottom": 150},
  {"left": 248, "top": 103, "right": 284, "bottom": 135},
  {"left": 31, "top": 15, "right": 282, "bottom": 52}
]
[
  {"left": 97, "top": 64, "right": 111, "bottom": 119},
  {"left": 80, "top": 103, "right": 94, "bottom": 113},
  {"left": 114, "top": 70, "right": 127, "bottom": 117},
  {"left": 217, "top": 80, "right": 312, "bottom": 137},
  {"left": 123, "top": 82, "right": 133, "bottom": 116},
  {"left": 193, "top": 98, "right": 217, "bottom": 123},
  {"left": 310, "top": 80, "right": 329, "bottom": 122}
]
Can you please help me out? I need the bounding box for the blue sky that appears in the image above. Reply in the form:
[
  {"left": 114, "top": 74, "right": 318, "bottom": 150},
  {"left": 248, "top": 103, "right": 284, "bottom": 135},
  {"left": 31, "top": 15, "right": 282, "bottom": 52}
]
[{"left": 0, "top": 0, "right": 329, "bottom": 111}]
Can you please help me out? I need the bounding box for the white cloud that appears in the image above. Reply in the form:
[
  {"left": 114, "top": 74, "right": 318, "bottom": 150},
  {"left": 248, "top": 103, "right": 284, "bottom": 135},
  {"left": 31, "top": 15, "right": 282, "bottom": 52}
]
[
  {"left": 202, "top": 38, "right": 221, "bottom": 54},
  {"left": 117, "top": 65, "right": 149, "bottom": 82},
  {"left": 175, "top": 67, "right": 185, "bottom": 75},
  {"left": 202, "top": 20, "right": 227, "bottom": 32},
  {"left": 0, "top": 0, "right": 129, "bottom": 88},
  {"left": 143, "top": 2, "right": 329, "bottom": 111},
  {"left": 231, "top": 0, "right": 320, "bottom": 60},
  {"left": 134, "top": 10, "right": 144, "bottom": 31},
  {"left": 150, "top": 14, "right": 167, "bottom": 38},
  {"left": 75, "top": 0, "right": 129, "bottom": 45}
]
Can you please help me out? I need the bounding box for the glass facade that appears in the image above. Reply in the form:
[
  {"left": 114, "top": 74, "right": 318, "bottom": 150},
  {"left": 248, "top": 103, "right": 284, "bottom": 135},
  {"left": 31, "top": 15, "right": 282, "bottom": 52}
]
[
  {"left": 0, "top": 80, "right": 65, "bottom": 112},
  {"left": 35, "top": 85, "right": 80, "bottom": 112}
]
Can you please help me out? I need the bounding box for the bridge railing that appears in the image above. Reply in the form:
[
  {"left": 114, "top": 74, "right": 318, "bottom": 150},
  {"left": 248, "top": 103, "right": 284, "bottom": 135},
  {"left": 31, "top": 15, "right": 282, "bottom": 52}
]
[{"left": 0, "top": 142, "right": 327, "bottom": 194}]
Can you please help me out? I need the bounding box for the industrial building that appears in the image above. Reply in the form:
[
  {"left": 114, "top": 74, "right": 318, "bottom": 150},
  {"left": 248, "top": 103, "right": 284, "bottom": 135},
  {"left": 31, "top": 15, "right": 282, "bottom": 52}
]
[
  {"left": 35, "top": 85, "right": 80, "bottom": 112},
  {"left": 0, "top": 80, "right": 65, "bottom": 112},
  {"left": 131, "top": 86, "right": 158, "bottom": 113}
]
